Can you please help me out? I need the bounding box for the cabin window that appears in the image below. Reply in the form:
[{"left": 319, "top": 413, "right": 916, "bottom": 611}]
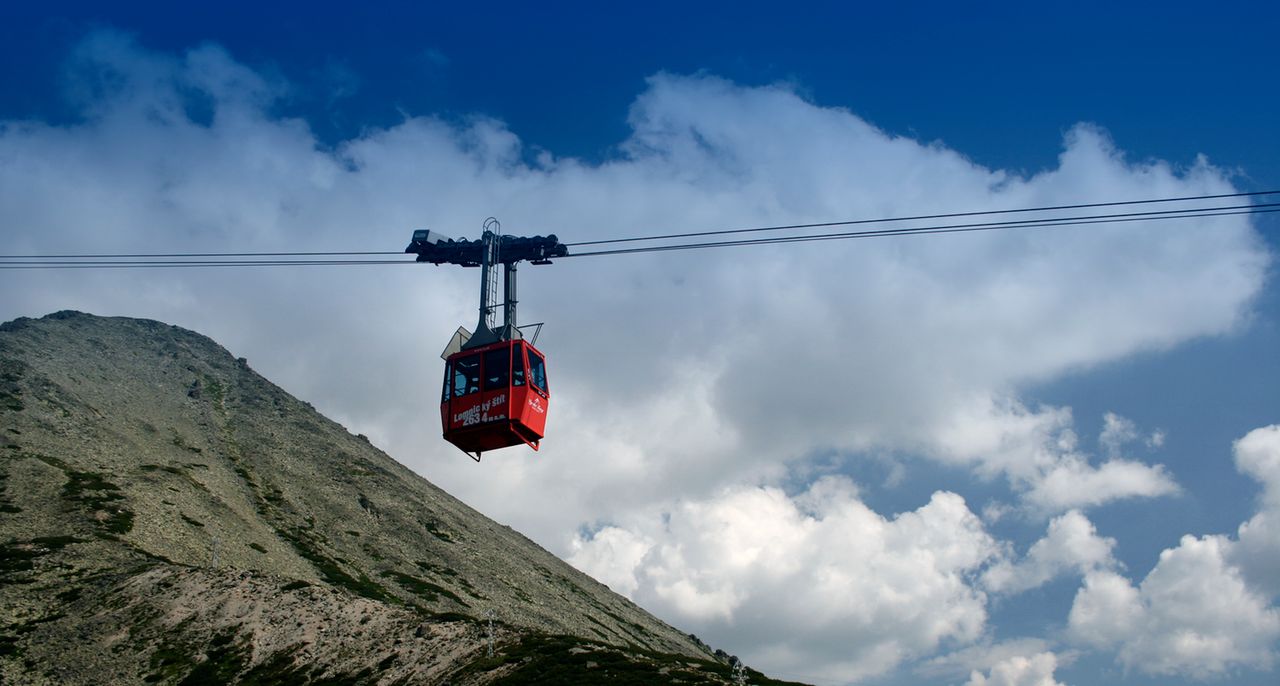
[
  {"left": 442, "top": 361, "right": 453, "bottom": 402},
  {"left": 512, "top": 344, "right": 527, "bottom": 386},
  {"left": 483, "top": 347, "right": 510, "bottom": 391},
  {"left": 528, "top": 350, "right": 547, "bottom": 393},
  {"left": 453, "top": 354, "right": 481, "bottom": 397}
]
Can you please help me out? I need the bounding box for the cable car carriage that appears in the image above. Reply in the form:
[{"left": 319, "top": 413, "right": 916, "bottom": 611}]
[
  {"left": 407, "top": 221, "right": 566, "bottom": 461},
  {"left": 440, "top": 332, "right": 549, "bottom": 457}
]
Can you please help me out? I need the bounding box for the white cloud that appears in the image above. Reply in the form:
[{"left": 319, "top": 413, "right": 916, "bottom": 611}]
[
  {"left": 1, "top": 35, "right": 1260, "bottom": 535},
  {"left": 1101, "top": 411, "right": 1165, "bottom": 456},
  {"left": 1233, "top": 425, "right": 1280, "bottom": 597},
  {"left": 934, "top": 402, "right": 1178, "bottom": 512},
  {"left": 1235, "top": 425, "right": 1280, "bottom": 506},
  {"left": 1065, "top": 570, "right": 1142, "bottom": 649},
  {"left": 983, "top": 510, "right": 1116, "bottom": 594},
  {"left": 1068, "top": 536, "right": 1280, "bottom": 678},
  {"left": 965, "top": 651, "right": 1066, "bottom": 686},
  {"left": 917, "top": 638, "right": 1069, "bottom": 683},
  {"left": 570, "top": 478, "right": 998, "bottom": 683},
  {"left": 1066, "top": 425, "right": 1280, "bottom": 678},
  {"left": 564, "top": 526, "right": 650, "bottom": 597},
  {"left": 0, "top": 33, "right": 1274, "bottom": 683},
  {"left": 1098, "top": 412, "right": 1138, "bottom": 459},
  {"left": 1026, "top": 456, "right": 1178, "bottom": 512},
  {"left": 1236, "top": 508, "right": 1280, "bottom": 599}
]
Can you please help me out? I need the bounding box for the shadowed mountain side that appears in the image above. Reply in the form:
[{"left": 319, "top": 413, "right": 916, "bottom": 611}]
[{"left": 0, "top": 311, "right": 803, "bottom": 685}]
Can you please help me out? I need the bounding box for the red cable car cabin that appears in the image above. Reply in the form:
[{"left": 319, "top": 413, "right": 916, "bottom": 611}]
[{"left": 441, "top": 339, "right": 549, "bottom": 459}]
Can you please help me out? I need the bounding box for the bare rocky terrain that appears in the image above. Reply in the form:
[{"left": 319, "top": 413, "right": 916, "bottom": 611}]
[{"left": 0, "top": 311, "right": 802, "bottom": 685}]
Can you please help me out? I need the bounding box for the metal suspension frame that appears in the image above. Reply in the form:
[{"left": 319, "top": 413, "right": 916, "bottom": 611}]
[
  {"left": 405, "top": 219, "right": 567, "bottom": 350},
  {"left": 406, "top": 219, "right": 567, "bottom": 460}
]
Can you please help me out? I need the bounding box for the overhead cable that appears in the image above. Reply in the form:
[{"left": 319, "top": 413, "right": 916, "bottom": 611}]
[
  {"left": 560, "top": 203, "right": 1280, "bottom": 258},
  {"left": 565, "top": 189, "right": 1280, "bottom": 248},
  {"left": 0, "top": 259, "right": 412, "bottom": 269},
  {"left": 2, "top": 191, "right": 1275, "bottom": 269}
]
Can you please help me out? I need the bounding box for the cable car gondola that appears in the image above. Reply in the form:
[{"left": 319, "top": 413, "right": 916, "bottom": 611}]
[
  {"left": 406, "top": 220, "right": 567, "bottom": 461},
  {"left": 441, "top": 337, "right": 549, "bottom": 456}
]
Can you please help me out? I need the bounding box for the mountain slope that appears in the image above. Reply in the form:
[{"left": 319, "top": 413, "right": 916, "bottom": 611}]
[{"left": 0, "top": 311, "right": 794, "bottom": 685}]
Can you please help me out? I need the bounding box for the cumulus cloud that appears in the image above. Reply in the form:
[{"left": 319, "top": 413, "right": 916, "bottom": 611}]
[
  {"left": 569, "top": 478, "right": 998, "bottom": 682},
  {"left": 1, "top": 33, "right": 1261, "bottom": 533},
  {"left": 983, "top": 510, "right": 1116, "bottom": 594},
  {"left": 916, "top": 638, "right": 1061, "bottom": 683},
  {"left": 935, "top": 402, "right": 1178, "bottom": 512},
  {"left": 0, "top": 32, "right": 1274, "bottom": 682},
  {"left": 1068, "top": 537, "right": 1280, "bottom": 678},
  {"left": 1233, "top": 425, "right": 1280, "bottom": 597},
  {"left": 965, "top": 651, "right": 1066, "bottom": 686},
  {"left": 1067, "top": 425, "right": 1280, "bottom": 678},
  {"left": 1235, "top": 425, "right": 1280, "bottom": 506},
  {"left": 1026, "top": 456, "right": 1178, "bottom": 512},
  {"left": 1098, "top": 412, "right": 1137, "bottom": 458},
  {"left": 1100, "top": 412, "right": 1166, "bottom": 456}
]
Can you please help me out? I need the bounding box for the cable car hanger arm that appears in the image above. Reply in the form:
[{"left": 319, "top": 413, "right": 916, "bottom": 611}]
[{"left": 404, "top": 230, "right": 569, "bottom": 266}]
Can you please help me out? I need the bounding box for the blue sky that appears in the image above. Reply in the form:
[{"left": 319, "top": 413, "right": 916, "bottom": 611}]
[
  {"left": 2, "top": 3, "right": 1278, "bottom": 685},
  {"left": 7, "top": 2, "right": 1278, "bottom": 177}
]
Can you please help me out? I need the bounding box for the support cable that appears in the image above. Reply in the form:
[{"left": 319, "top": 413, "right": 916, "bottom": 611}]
[
  {"left": 564, "top": 189, "right": 1280, "bottom": 248},
  {"left": 561, "top": 204, "right": 1280, "bottom": 259},
  {"left": 1, "top": 192, "right": 1275, "bottom": 269}
]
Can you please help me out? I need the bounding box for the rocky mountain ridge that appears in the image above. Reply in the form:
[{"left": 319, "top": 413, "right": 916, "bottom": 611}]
[{"left": 0, "top": 311, "right": 800, "bottom": 685}]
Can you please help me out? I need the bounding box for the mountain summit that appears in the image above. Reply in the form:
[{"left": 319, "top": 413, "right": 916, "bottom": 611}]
[{"left": 0, "top": 311, "right": 793, "bottom": 685}]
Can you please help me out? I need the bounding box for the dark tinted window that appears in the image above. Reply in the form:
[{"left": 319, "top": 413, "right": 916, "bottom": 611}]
[
  {"left": 512, "top": 343, "right": 526, "bottom": 386},
  {"left": 442, "top": 361, "right": 453, "bottom": 402},
  {"left": 453, "top": 354, "right": 481, "bottom": 397},
  {"left": 528, "top": 350, "right": 547, "bottom": 393},
  {"left": 483, "top": 347, "right": 510, "bottom": 390}
]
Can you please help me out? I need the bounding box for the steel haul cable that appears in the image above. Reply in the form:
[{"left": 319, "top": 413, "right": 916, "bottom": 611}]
[
  {"left": 2, "top": 190, "right": 1276, "bottom": 269},
  {"left": 563, "top": 189, "right": 1280, "bottom": 248}
]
